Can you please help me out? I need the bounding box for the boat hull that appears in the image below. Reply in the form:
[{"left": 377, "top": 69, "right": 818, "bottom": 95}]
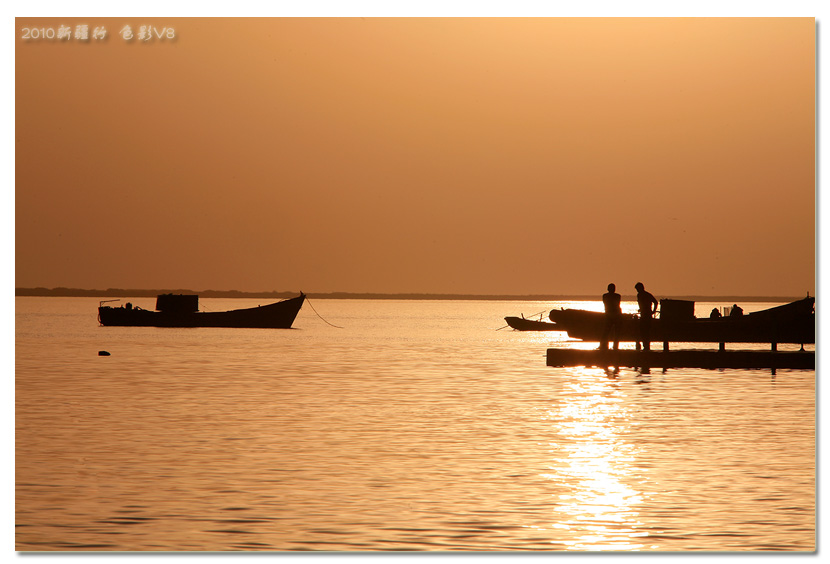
[
  {"left": 548, "top": 297, "right": 815, "bottom": 344},
  {"left": 98, "top": 294, "right": 305, "bottom": 328}
]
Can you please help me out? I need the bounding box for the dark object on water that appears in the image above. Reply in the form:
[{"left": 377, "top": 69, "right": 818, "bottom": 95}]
[
  {"left": 98, "top": 350, "right": 111, "bottom": 356},
  {"left": 548, "top": 297, "right": 814, "bottom": 346},
  {"left": 546, "top": 348, "right": 814, "bottom": 370},
  {"left": 98, "top": 293, "right": 305, "bottom": 328},
  {"left": 504, "top": 316, "right": 561, "bottom": 331}
]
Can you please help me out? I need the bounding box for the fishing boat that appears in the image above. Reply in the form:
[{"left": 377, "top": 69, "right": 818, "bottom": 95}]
[
  {"left": 98, "top": 293, "right": 305, "bottom": 328},
  {"left": 547, "top": 296, "right": 814, "bottom": 345},
  {"left": 504, "top": 316, "right": 561, "bottom": 331}
]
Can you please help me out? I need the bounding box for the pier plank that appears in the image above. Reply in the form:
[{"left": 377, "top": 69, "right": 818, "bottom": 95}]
[{"left": 546, "top": 348, "right": 814, "bottom": 369}]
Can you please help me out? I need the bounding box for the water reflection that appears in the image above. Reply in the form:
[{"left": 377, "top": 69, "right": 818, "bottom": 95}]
[{"left": 541, "top": 369, "right": 653, "bottom": 550}]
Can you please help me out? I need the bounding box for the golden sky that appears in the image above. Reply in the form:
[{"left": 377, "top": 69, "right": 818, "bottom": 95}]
[{"left": 15, "top": 17, "right": 815, "bottom": 296}]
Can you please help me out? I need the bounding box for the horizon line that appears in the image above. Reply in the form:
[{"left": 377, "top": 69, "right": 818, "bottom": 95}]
[{"left": 14, "top": 287, "right": 812, "bottom": 302}]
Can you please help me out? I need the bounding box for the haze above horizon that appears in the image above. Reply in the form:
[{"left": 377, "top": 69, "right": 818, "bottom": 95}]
[{"left": 15, "top": 18, "right": 815, "bottom": 297}]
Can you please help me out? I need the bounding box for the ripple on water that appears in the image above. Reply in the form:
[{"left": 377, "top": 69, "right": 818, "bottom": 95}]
[{"left": 15, "top": 298, "right": 815, "bottom": 551}]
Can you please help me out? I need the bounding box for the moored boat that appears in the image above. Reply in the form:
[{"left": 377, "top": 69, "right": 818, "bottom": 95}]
[
  {"left": 98, "top": 293, "right": 305, "bottom": 328},
  {"left": 504, "top": 316, "right": 561, "bottom": 331},
  {"left": 548, "top": 297, "right": 814, "bottom": 345}
]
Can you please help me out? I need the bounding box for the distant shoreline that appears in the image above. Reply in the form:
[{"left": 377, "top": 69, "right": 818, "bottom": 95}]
[{"left": 14, "top": 287, "right": 807, "bottom": 302}]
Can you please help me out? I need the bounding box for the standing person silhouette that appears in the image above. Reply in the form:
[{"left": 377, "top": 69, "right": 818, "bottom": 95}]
[
  {"left": 635, "top": 282, "right": 658, "bottom": 351},
  {"left": 600, "top": 283, "right": 622, "bottom": 351}
]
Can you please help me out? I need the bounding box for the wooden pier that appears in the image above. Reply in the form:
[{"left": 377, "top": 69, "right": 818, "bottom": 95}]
[{"left": 546, "top": 348, "right": 815, "bottom": 370}]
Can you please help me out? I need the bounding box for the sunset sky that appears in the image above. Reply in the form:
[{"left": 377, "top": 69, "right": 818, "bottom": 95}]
[{"left": 15, "top": 17, "right": 815, "bottom": 297}]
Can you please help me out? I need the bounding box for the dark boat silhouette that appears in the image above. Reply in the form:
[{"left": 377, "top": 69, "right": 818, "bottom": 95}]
[
  {"left": 504, "top": 316, "right": 561, "bottom": 331},
  {"left": 547, "top": 297, "right": 814, "bottom": 345},
  {"left": 98, "top": 293, "right": 305, "bottom": 328}
]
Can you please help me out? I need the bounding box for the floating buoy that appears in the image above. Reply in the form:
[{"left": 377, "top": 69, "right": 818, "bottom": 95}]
[{"left": 98, "top": 351, "right": 111, "bottom": 356}]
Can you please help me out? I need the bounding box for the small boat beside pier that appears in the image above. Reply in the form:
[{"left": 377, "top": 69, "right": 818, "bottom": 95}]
[{"left": 504, "top": 316, "right": 560, "bottom": 331}]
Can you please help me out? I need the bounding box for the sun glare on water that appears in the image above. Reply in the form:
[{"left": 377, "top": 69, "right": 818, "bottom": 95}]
[{"left": 538, "top": 370, "right": 658, "bottom": 551}]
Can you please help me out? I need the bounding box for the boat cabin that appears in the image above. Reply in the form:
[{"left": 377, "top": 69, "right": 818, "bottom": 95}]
[
  {"left": 660, "top": 299, "right": 695, "bottom": 322},
  {"left": 155, "top": 293, "right": 199, "bottom": 314}
]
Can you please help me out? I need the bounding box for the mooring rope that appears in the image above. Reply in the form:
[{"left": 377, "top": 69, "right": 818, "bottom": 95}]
[{"left": 304, "top": 296, "right": 344, "bottom": 329}]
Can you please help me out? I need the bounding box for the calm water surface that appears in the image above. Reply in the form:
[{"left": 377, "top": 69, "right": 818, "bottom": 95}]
[{"left": 15, "top": 297, "right": 815, "bottom": 551}]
